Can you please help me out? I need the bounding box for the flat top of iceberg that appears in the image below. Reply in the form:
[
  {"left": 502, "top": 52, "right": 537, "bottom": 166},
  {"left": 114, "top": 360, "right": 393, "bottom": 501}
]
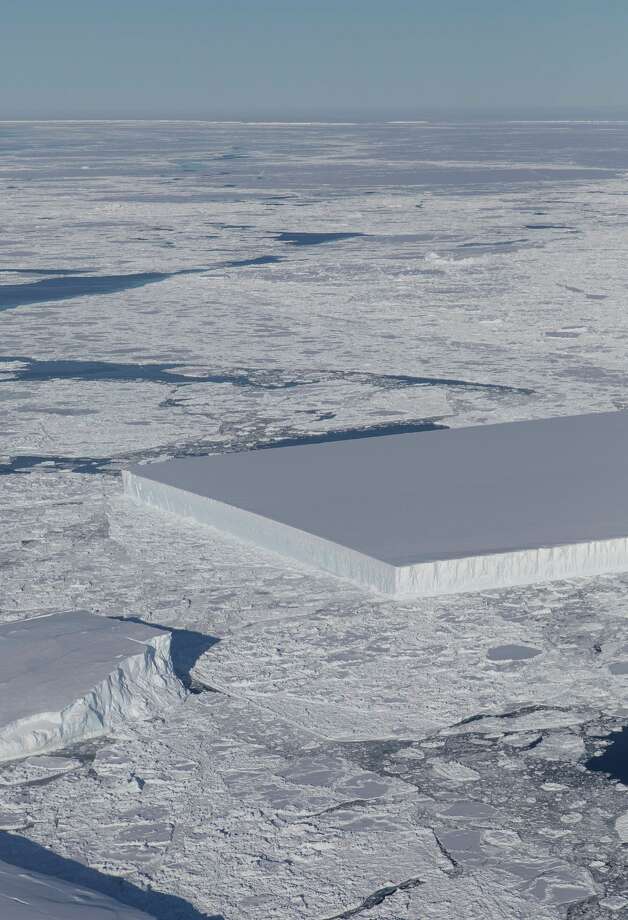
[
  {"left": 129, "top": 410, "right": 628, "bottom": 566},
  {"left": 0, "top": 612, "right": 167, "bottom": 728}
]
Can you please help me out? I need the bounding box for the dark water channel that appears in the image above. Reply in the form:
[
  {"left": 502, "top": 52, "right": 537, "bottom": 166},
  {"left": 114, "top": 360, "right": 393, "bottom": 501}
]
[
  {"left": 585, "top": 726, "right": 628, "bottom": 784},
  {"left": 0, "top": 272, "right": 173, "bottom": 311},
  {"left": 274, "top": 231, "right": 364, "bottom": 246}
]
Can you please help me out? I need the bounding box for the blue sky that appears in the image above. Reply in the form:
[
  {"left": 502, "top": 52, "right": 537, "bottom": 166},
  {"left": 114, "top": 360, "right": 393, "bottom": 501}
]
[{"left": 2, "top": 1, "right": 627, "bottom": 118}]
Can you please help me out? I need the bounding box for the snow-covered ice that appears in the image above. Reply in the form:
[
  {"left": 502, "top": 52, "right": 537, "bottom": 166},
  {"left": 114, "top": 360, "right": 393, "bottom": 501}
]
[
  {"left": 0, "top": 857, "right": 155, "bottom": 919},
  {"left": 0, "top": 612, "right": 184, "bottom": 763},
  {"left": 125, "top": 410, "right": 628, "bottom": 596}
]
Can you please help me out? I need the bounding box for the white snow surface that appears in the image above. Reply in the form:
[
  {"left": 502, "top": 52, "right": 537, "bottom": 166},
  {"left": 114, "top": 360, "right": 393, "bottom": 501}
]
[
  {"left": 0, "top": 858, "right": 154, "bottom": 919},
  {"left": 0, "top": 613, "right": 185, "bottom": 763},
  {"left": 126, "top": 410, "right": 628, "bottom": 596}
]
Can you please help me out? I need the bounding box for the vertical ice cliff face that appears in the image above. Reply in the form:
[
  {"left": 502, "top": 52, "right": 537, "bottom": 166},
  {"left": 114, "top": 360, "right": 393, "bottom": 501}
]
[
  {"left": 0, "top": 613, "right": 185, "bottom": 764},
  {"left": 394, "top": 535, "right": 628, "bottom": 596}
]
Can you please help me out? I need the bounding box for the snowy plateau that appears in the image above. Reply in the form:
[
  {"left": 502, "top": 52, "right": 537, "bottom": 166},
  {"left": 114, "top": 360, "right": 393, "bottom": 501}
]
[{"left": 0, "top": 120, "right": 627, "bottom": 918}]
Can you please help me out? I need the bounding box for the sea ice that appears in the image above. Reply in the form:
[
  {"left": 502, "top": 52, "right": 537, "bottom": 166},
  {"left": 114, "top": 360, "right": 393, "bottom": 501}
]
[
  {"left": 0, "top": 612, "right": 185, "bottom": 763},
  {"left": 124, "top": 410, "right": 628, "bottom": 596},
  {"left": 5, "top": 119, "right": 628, "bottom": 918}
]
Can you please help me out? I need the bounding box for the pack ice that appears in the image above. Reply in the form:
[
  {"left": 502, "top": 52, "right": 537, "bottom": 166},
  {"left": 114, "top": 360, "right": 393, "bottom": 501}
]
[
  {"left": 0, "top": 612, "right": 185, "bottom": 763},
  {"left": 0, "top": 857, "right": 155, "bottom": 919},
  {"left": 124, "top": 410, "right": 628, "bottom": 596}
]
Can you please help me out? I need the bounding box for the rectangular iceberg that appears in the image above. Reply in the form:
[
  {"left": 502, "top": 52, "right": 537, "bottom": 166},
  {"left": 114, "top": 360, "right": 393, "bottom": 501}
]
[{"left": 123, "top": 411, "right": 628, "bottom": 596}]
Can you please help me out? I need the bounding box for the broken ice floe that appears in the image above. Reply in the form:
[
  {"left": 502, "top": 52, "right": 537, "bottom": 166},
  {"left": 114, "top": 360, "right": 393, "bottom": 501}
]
[{"left": 0, "top": 612, "right": 185, "bottom": 763}]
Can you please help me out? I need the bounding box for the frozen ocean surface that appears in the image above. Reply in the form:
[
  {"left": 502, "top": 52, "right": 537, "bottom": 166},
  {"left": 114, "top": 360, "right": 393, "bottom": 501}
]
[{"left": 2, "top": 119, "right": 628, "bottom": 918}]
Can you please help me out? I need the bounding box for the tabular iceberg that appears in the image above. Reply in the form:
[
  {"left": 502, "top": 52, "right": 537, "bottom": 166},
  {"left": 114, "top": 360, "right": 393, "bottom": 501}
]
[
  {"left": 123, "top": 410, "right": 628, "bottom": 597},
  {"left": 0, "top": 612, "right": 185, "bottom": 763}
]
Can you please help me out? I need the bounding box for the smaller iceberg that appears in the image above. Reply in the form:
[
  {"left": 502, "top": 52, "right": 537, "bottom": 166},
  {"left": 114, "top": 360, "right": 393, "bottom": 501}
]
[{"left": 0, "top": 612, "right": 185, "bottom": 764}]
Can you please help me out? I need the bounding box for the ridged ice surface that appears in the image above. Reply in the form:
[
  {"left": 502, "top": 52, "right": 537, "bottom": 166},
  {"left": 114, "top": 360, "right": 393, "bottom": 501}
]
[
  {"left": 0, "top": 612, "right": 185, "bottom": 763},
  {"left": 125, "top": 410, "right": 628, "bottom": 595}
]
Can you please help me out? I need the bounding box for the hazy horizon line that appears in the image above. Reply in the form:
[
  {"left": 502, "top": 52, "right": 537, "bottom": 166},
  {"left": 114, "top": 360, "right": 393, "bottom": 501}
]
[{"left": 3, "top": 111, "right": 628, "bottom": 126}]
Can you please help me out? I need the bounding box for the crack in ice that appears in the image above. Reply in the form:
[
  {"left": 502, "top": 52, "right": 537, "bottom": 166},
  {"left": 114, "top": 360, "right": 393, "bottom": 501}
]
[{"left": 322, "top": 875, "right": 424, "bottom": 919}]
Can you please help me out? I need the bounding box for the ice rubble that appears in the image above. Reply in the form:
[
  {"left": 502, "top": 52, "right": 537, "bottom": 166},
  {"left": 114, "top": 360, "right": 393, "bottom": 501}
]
[
  {"left": 0, "top": 612, "right": 185, "bottom": 763},
  {"left": 0, "top": 857, "right": 155, "bottom": 918},
  {"left": 124, "top": 410, "right": 628, "bottom": 597}
]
